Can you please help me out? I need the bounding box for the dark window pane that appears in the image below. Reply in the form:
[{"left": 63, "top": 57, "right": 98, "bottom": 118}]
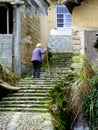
[
  {"left": 57, "top": 24, "right": 63, "bottom": 27},
  {"left": 57, "top": 19, "right": 63, "bottom": 22},
  {"left": 57, "top": 14, "right": 63, "bottom": 18}
]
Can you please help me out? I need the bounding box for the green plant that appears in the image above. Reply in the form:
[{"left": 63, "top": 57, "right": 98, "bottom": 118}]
[
  {"left": 50, "top": 81, "right": 72, "bottom": 130},
  {"left": 71, "top": 54, "right": 95, "bottom": 81},
  {"left": 82, "top": 73, "right": 98, "bottom": 130},
  {"left": 0, "top": 63, "right": 20, "bottom": 85},
  {"left": 69, "top": 54, "right": 95, "bottom": 113},
  {"left": 65, "top": 54, "right": 97, "bottom": 130}
]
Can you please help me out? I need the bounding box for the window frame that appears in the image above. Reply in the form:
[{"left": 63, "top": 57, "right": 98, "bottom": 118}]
[{"left": 56, "top": 5, "right": 72, "bottom": 30}]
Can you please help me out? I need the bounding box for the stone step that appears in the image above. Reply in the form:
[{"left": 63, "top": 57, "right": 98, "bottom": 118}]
[
  {"left": 49, "top": 61, "right": 69, "bottom": 66},
  {"left": 7, "top": 92, "right": 50, "bottom": 96},
  {"left": 49, "top": 52, "right": 74, "bottom": 59},
  {"left": 51, "top": 68, "right": 71, "bottom": 74},
  {"left": 19, "top": 80, "right": 59, "bottom": 84},
  {"left": 19, "top": 89, "right": 51, "bottom": 93},
  {"left": 19, "top": 86, "right": 53, "bottom": 90},
  {"left": 0, "top": 100, "right": 50, "bottom": 104},
  {"left": 20, "top": 78, "right": 58, "bottom": 80},
  {"left": 20, "top": 77, "right": 61, "bottom": 80},
  {"left": 0, "top": 103, "right": 49, "bottom": 108},
  {"left": 21, "top": 81, "right": 53, "bottom": 84},
  {"left": 2, "top": 96, "right": 50, "bottom": 101},
  {"left": 18, "top": 83, "right": 55, "bottom": 86},
  {"left": 0, "top": 107, "right": 49, "bottom": 112}
]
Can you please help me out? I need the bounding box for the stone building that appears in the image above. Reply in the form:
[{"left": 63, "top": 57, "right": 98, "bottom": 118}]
[
  {"left": 47, "top": 0, "right": 73, "bottom": 52},
  {"left": 64, "top": 0, "right": 98, "bottom": 63},
  {"left": 0, "top": 0, "right": 49, "bottom": 75}
]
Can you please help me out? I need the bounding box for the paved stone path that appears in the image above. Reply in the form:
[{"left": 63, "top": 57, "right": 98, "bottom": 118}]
[
  {"left": 0, "top": 77, "right": 55, "bottom": 130},
  {"left": 0, "top": 112, "right": 53, "bottom": 130}
]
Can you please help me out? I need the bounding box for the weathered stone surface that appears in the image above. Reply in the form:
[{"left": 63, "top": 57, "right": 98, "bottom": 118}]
[
  {"left": 48, "top": 35, "right": 72, "bottom": 52},
  {"left": 0, "top": 112, "right": 53, "bottom": 130}
]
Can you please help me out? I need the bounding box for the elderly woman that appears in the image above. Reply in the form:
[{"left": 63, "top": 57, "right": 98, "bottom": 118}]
[{"left": 31, "top": 43, "right": 47, "bottom": 79}]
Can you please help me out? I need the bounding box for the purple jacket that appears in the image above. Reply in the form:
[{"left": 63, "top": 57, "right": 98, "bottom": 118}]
[{"left": 31, "top": 47, "right": 46, "bottom": 63}]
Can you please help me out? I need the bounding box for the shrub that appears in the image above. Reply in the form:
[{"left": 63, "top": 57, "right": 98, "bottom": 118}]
[
  {"left": 82, "top": 73, "right": 98, "bottom": 130},
  {"left": 0, "top": 63, "right": 20, "bottom": 86},
  {"left": 50, "top": 79, "right": 73, "bottom": 130}
]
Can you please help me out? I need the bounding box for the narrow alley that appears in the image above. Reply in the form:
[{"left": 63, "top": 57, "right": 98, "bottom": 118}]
[{"left": 0, "top": 52, "right": 73, "bottom": 130}]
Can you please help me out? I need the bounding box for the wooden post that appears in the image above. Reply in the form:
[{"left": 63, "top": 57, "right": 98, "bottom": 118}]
[{"left": 46, "top": 51, "right": 51, "bottom": 78}]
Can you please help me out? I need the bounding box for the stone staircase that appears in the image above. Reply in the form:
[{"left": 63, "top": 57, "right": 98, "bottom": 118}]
[
  {"left": 0, "top": 52, "right": 74, "bottom": 129},
  {"left": 0, "top": 79, "right": 59, "bottom": 112}
]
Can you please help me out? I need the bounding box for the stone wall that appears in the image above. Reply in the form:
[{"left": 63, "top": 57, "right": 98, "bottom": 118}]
[
  {"left": 72, "top": 27, "right": 84, "bottom": 53},
  {"left": 72, "top": 27, "right": 98, "bottom": 63},
  {"left": 72, "top": 0, "right": 98, "bottom": 29},
  {"left": 48, "top": 35, "right": 72, "bottom": 52},
  {"left": 0, "top": 34, "right": 12, "bottom": 68},
  {"left": 21, "top": 10, "right": 41, "bottom": 73}
]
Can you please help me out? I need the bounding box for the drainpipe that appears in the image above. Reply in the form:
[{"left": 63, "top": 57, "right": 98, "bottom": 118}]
[
  {"left": 14, "top": 3, "right": 21, "bottom": 76},
  {"left": 7, "top": 7, "right": 9, "bottom": 34},
  {"left": 11, "top": 0, "right": 24, "bottom": 75}
]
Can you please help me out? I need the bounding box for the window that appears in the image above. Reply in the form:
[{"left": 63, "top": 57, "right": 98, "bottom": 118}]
[
  {"left": 0, "top": 6, "right": 13, "bottom": 34},
  {"left": 56, "top": 6, "right": 72, "bottom": 29}
]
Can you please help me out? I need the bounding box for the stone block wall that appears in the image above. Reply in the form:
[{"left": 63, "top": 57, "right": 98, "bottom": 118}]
[
  {"left": 72, "top": 27, "right": 98, "bottom": 53},
  {"left": 0, "top": 34, "right": 12, "bottom": 68},
  {"left": 72, "top": 27, "right": 98, "bottom": 64},
  {"left": 72, "top": 27, "right": 84, "bottom": 53},
  {"left": 20, "top": 10, "right": 41, "bottom": 72},
  {"left": 48, "top": 35, "right": 72, "bottom": 52}
]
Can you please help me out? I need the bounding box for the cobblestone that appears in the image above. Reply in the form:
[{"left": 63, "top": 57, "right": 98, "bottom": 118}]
[{"left": 0, "top": 112, "right": 53, "bottom": 130}]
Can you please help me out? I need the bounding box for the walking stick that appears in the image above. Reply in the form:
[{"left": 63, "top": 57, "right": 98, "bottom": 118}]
[{"left": 46, "top": 49, "right": 51, "bottom": 78}]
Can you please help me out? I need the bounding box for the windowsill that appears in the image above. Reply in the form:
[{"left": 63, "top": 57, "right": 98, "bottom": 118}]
[
  {"left": 50, "top": 28, "right": 72, "bottom": 35},
  {"left": 54, "top": 27, "right": 70, "bottom": 30}
]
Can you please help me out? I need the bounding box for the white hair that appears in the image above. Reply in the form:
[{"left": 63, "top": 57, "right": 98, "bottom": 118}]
[{"left": 36, "top": 43, "right": 41, "bottom": 48}]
